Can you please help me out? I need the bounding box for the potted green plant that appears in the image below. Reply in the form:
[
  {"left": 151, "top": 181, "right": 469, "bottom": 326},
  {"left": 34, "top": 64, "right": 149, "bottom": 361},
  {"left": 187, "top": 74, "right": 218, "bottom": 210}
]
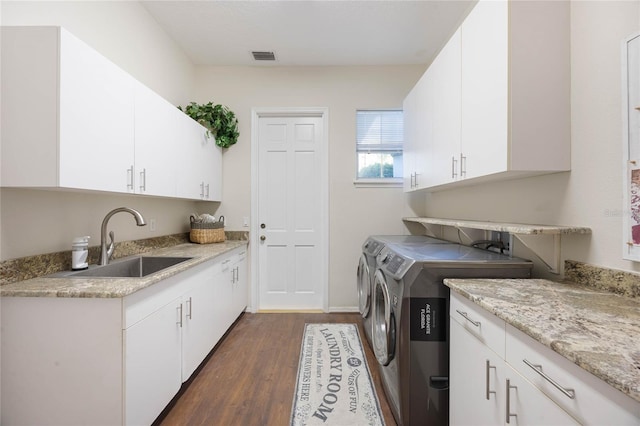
[{"left": 178, "top": 102, "right": 239, "bottom": 148}]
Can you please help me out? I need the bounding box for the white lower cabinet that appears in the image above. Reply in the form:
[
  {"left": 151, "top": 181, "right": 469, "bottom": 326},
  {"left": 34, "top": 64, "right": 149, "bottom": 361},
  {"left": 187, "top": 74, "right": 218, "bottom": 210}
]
[
  {"left": 231, "top": 248, "right": 248, "bottom": 315},
  {"left": 1, "top": 246, "right": 248, "bottom": 426},
  {"left": 180, "top": 262, "right": 225, "bottom": 381},
  {"left": 450, "top": 319, "right": 505, "bottom": 425},
  {"left": 125, "top": 297, "right": 182, "bottom": 426},
  {"left": 450, "top": 293, "right": 639, "bottom": 426}
]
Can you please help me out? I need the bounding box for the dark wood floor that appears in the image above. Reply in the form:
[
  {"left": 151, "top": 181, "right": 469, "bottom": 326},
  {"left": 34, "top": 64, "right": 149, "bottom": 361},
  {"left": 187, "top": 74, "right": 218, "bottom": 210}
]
[{"left": 155, "top": 312, "right": 397, "bottom": 426}]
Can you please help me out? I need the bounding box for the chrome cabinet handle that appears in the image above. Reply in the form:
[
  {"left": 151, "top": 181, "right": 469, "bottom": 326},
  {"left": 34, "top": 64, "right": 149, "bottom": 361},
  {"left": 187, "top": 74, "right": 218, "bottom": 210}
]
[
  {"left": 139, "top": 168, "right": 146, "bottom": 192},
  {"left": 176, "top": 304, "right": 183, "bottom": 328},
  {"left": 456, "top": 309, "right": 480, "bottom": 327},
  {"left": 452, "top": 156, "right": 458, "bottom": 179},
  {"left": 414, "top": 172, "right": 419, "bottom": 187},
  {"left": 523, "top": 359, "right": 575, "bottom": 399},
  {"left": 205, "top": 183, "right": 210, "bottom": 199},
  {"left": 460, "top": 153, "right": 467, "bottom": 178},
  {"left": 410, "top": 172, "right": 415, "bottom": 188},
  {"left": 486, "top": 360, "right": 496, "bottom": 400},
  {"left": 127, "top": 166, "right": 134, "bottom": 190},
  {"left": 506, "top": 379, "right": 517, "bottom": 424},
  {"left": 186, "top": 297, "right": 192, "bottom": 320},
  {"left": 200, "top": 182, "right": 205, "bottom": 199}
]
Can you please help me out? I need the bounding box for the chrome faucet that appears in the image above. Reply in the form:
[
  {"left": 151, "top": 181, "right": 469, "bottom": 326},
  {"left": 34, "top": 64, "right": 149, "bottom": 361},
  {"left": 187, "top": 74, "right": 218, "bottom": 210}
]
[{"left": 99, "top": 207, "right": 146, "bottom": 265}]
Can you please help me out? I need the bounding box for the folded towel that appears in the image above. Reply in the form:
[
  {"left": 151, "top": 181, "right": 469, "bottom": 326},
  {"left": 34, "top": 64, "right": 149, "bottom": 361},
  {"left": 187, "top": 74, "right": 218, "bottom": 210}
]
[{"left": 190, "top": 213, "right": 217, "bottom": 224}]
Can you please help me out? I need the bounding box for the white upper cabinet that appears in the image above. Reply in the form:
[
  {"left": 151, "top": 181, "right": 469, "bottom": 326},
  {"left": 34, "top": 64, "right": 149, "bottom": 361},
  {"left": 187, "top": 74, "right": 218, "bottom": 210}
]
[
  {"left": 403, "top": 70, "right": 428, "bottom": 191},
  {"left": 1, "top": 26, "right": 222, "bottom": 201},
  {"left": 175, "top": 115, "right": 222, "bottom": 201},
  {"left": 134, "top": 82, "right": 179, "bottom": 197},
  {"left": 403, "top": 0, "right": 571, "bottom": 192},
  {"left": 460, "top": 0, "right": 570, "bottom": 181},
  {"left": 459, "top": 0, "right": 508, "bottom": 180},
  {"left": 1, "top": 26, "right": 135, "bottom": 192},
  {"left": 427, "top": 28, "right": 462, "bottom": 188}
]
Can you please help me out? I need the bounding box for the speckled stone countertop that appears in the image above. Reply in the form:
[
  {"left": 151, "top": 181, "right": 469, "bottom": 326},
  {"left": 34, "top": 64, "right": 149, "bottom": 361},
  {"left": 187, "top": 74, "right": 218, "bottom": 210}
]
[
  {"left": 403, "top": 217, "right": 592, "bottom": 235},
  {"left": 443, "top": 278, "right": 640, "bottom": 403},
  {"left": 0, "top": 241, "right": 248, "bottom": 298}
]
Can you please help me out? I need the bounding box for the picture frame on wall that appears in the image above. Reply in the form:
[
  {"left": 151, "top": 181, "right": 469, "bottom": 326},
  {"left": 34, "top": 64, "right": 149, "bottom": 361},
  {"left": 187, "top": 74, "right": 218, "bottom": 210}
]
[{"left": 622, "top": 32, "right": 640, "bottom": 261}]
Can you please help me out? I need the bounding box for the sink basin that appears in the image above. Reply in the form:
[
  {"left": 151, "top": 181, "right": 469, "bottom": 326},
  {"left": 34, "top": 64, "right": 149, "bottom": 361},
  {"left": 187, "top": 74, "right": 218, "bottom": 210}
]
[{"left": 68, "top": 256, "right": 193, "bottom": 278}]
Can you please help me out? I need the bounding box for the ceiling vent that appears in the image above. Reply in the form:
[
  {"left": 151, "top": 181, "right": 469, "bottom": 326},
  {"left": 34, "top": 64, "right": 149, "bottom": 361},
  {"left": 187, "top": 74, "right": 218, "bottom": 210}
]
[{"left": 252, "top": 51, "right": 276, "bottom": 61}]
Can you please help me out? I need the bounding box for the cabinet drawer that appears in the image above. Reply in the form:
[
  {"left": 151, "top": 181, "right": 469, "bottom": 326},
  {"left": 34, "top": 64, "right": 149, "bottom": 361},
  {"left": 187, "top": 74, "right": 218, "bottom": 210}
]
[
  {"left": 505, "top": 324, "right": 639, "bottom": 425},
  {"left": 450, "top": 292, "right": 505, "bottom": 357}
]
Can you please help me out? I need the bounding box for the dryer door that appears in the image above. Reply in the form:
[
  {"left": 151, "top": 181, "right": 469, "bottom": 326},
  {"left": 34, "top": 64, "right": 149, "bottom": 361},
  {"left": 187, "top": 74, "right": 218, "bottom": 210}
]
[
  {"left": 357, "top": 254, "right": 371, "bottom": 318},
  {"left": 373, "top": 269, "right": 395, "bottom": 366}
]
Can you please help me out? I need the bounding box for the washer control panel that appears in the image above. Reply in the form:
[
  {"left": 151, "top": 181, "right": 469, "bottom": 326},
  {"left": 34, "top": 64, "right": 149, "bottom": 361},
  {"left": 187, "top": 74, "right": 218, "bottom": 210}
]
[{"left": 377, "top": 246, "right": 413, "bottom": 279}]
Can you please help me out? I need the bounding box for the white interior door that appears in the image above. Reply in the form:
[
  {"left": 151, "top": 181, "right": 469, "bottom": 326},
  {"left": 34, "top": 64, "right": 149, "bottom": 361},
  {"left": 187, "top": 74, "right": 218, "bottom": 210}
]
[{"left": 254, "top": 110, "right": 327, "bottom": 311}]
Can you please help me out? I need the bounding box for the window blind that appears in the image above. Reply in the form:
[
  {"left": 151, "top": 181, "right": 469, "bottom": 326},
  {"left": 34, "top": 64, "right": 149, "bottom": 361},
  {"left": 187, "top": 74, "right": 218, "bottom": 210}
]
[{"left": 356, "top": 110, "right": 403, "bottom": 150}]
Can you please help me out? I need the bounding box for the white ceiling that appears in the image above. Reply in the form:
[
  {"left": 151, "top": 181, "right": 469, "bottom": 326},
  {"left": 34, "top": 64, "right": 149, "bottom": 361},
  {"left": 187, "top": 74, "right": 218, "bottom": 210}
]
[{"left": 140, "top": 0, "right": 476, "bottom": 67}]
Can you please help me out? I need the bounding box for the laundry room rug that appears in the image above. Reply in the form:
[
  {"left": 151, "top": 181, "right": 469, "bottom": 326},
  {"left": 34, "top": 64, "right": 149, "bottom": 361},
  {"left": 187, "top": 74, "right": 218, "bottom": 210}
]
[{"left": 290, "top": 323, "right": 385, "bottom": 426}]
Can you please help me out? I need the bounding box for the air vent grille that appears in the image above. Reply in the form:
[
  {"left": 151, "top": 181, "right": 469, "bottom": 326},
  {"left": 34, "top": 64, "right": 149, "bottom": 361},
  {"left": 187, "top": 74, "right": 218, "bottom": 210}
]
[{"left": 252, "top": 51, "right": 276, "bottom": 61}]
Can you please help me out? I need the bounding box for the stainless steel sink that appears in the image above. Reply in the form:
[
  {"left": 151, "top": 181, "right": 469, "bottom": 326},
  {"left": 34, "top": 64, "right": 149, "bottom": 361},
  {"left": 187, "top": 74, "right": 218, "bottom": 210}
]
[{"left": 63, "top": 256, "right": 193, "bottom": 278}]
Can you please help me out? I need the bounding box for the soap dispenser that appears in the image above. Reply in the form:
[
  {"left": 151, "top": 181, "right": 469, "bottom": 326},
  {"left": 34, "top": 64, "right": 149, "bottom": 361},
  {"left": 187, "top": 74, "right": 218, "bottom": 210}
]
[{"left": 71, "top": 236, "right": 90, "bottom": 270}]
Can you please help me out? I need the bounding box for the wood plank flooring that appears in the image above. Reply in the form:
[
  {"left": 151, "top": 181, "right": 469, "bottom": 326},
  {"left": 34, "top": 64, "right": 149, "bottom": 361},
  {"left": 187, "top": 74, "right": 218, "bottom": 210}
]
[{"left": 154, "top": 312, "right": 397, "bottom": 426}]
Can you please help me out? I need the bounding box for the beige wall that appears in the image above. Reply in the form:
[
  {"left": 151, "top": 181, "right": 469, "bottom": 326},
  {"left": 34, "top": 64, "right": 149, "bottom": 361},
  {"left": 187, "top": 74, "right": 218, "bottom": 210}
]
[
  {"left": 3, "top": 0, "right": 639, "bottom": 310},
  {"left": 194, "top": 66, "right": 424, "bottom": 310},
  {"left": 0, "top": 1, "right": 206, "bottom": 260},
  {"left": 418, "top": 1, "right": 640, "bottom": 276}
]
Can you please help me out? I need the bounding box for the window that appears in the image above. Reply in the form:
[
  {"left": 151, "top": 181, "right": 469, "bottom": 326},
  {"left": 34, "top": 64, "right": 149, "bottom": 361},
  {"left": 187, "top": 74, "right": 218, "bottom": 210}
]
[{"left": 355, "top": 110, "right": 403, "bottom": 185}]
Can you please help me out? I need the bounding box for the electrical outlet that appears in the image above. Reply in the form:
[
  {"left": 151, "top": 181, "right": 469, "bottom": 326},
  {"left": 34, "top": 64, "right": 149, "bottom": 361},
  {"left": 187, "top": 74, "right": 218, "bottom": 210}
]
[
  {"left": 243, "top": 217, "right": 249, "bottom": 227},
  {"left": 149, "top": 219, "right": 156, "bottom": 231}
]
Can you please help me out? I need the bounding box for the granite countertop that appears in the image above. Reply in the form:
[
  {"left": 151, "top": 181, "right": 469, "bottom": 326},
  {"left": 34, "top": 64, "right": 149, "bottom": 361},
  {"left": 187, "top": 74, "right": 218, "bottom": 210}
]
[
  {"left": 444, "top": 278, "right": 640, "bottom": 403},
  {"left": 403, "top": 217, "right": 592, "bottom": 235},
  {"left": 0, "top": 241, "right": 248, "bottom": 298}
]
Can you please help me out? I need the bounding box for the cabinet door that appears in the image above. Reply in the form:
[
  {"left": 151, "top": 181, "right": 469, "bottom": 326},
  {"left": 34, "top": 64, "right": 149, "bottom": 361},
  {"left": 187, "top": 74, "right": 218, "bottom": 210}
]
[
  {"left": 450, "top": 319, "right": 505, "bottom": 426},
  {"left": 220, "top": 256, "right": 237, "bottom": 329},
  {"left": 175, "top": 114, "right": 213, "bottom": 200},
  {"left": 181, "top": 272, "right": 218, "bottom": 381},
  {"left": 402, "top": 82, "right": 419, "bottom": 191},
  {"left": 460, "top": 0, "right": 508, "bottom": 179},
  {"left": 232, "top": 248, "right": 248, "bottom": 316},
  {"left": 124, "top": 299, "right": 182, "bottom": 426},
  {"left": 58, "top": 28, "right": 135, "bottom": 193},
  {"left": 428, "top": 28, "right": 462, "bottom": 187},
  {"left": 134, "top": 82, "right": 178, "bottom": 197},
  {"left": 414, "top": 69, "right": 431, "bottom": 190},
  {"left": 505, "top": 365, "right": 580, "bottom": 426}
]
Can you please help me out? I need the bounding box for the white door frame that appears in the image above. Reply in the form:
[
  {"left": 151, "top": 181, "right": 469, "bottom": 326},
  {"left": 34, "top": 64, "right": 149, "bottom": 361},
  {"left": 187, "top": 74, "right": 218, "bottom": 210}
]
[{"left": 250, "top": 107, "right": 329, "bottom": 312}]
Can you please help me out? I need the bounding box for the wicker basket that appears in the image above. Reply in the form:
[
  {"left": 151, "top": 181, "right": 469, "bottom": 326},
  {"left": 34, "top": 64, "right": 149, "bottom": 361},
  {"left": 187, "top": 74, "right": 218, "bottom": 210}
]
[{"left": 190, "top": 217, "right": 225, "bottom": 244}]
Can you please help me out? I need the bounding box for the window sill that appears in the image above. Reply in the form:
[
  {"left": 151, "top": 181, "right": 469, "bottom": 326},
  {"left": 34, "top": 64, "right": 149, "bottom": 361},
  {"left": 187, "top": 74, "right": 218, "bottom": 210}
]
[{"left": 353, "top": 178, "right": 403, "bottom": 188}]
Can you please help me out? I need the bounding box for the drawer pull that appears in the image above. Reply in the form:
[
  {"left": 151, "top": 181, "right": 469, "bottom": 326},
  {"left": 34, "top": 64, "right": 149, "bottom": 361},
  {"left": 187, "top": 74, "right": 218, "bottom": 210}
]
[
  {"left": 523, "top": 359, "right": 576, "bottom": 399},
  {"left": 176, "top": 304, "right": 183, "bottom": 328},
  {"left": 456, "top": 309, "right": 481, "bottom": 327},
  {"left": 486, "top": 360, "right": 496, "bottom": 400},
  {"left": 506, "top": 379, "right": 517, "bottom": 424}
]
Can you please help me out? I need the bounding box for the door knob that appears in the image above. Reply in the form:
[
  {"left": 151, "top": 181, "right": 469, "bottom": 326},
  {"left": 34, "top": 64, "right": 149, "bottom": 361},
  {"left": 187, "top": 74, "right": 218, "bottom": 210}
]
[
  {"left": 260, "top": 235, "right": 266, "bottom": 241},
  {"left": 261, "top": 223, "right": 266, "bottom": 229}
]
